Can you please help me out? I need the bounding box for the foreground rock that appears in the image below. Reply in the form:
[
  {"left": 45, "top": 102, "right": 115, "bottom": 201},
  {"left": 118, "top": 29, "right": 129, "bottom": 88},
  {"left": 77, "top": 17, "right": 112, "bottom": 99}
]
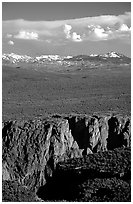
[
  {"left": 2, "top": 114, "right": 131, "bottom": 200},
  {"left": 37, "top": 147, "right": 131, "bottom": 201},
  {"left": 2, "top": 118, "right": 82, "bottom": 190}
]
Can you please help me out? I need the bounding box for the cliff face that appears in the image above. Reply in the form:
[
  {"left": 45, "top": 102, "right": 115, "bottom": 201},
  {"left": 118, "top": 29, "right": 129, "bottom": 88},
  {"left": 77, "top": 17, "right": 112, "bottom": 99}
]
[{"left": 2, "top": 115, "right": 130, "bottom": 191}]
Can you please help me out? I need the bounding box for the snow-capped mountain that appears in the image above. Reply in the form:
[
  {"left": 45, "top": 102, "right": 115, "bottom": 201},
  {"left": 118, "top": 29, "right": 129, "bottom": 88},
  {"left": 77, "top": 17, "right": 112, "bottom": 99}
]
[
  {"left": 36, "top": 55, "right": 62, "bottom": 61},
  {"left": 2, "top": 53, "right": 33, "bottom": 64},
  {"left": 2, "top": 52, "right": 130, "bottom": 66},
  {"left": 89, "top": 52, "right": 123, "bottom": 58},
  {"left": 99, "top": 51, "right": 125, "bottom": 58},
  {"left": 2, "top": 53, "right": 72, "bottom": 64},
  {"left": 65, "top": 52, "right": 131, "bottom": 64},
  {"left": 69, "top": 52, "right": 129, "bottom": 60}
]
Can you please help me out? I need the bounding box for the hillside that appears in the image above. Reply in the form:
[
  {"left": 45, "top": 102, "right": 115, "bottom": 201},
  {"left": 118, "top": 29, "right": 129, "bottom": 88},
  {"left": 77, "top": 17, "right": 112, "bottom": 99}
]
[{"left": 3, "top": 63, "right": 131, "bottom": 120}]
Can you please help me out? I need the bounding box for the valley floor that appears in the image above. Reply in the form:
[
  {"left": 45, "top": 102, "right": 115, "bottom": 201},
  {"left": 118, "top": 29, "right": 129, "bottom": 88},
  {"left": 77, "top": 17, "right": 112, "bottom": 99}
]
[{"left": 2, "top": 64, "right": 131, "bottom": 120}]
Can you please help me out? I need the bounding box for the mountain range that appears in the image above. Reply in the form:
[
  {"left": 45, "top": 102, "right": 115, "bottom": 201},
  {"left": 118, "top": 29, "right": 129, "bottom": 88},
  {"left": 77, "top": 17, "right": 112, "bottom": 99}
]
[{"left": 2, "top": 52, "right": 131, "bottom": 68}]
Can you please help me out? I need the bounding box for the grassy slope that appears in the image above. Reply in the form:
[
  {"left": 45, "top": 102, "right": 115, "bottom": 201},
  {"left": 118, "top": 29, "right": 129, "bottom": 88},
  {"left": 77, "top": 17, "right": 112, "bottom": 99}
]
[{"left": 3, "top": 65, "right": 131, "bottom": 120}]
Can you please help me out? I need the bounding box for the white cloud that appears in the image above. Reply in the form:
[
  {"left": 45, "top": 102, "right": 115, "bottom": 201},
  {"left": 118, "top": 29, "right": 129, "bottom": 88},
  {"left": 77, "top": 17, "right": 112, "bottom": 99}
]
[
  {"left": 6, "top": 33, "right": 12, "bottom": 38},
  {"left": 94, "top": 27, "right": 108, "bottom": 39},
  {"left": 8, "top": 40, "right": 14, "bottom": 45},
  {"left": 14, "top": 30, "right": 39, "bottom": 40},
  {"left": 87, "top": 25, "right": 109, "bottom": 40},
  {"left": 108, "top": 23, "right": 131, "bottom": 41},
  {"left": 45, "top": 39, "right": 52, "bottom": 43},
  {"left": 71, "top": 32, "right": 82, "bottom": 42},
  {"left": 2, "top": 12, "right": 131, "bottom": 43},
  {"left": 64, "top": 24, "right": 82, "bottom": 42},
  {"left": 119, "top": 24, "right": 130, "bottom": 32},
  {"left": 86, "top": 23, "right": 131, "bottom": 41},
  {"left": 64, "top": 24, "right": 72, "bottom": 39}
]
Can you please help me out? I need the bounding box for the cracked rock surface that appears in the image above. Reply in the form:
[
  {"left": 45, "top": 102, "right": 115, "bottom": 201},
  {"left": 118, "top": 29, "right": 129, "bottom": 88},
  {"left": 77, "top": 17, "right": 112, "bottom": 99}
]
[{"left": 2, "top": 114, "right": 131, "bottom": 201}]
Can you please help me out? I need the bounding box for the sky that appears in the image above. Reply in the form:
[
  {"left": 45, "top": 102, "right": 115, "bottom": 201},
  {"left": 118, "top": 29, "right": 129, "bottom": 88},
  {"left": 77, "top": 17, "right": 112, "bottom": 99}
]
[{"left": 2, "top": 2, "right": 131, "bottom": 57}]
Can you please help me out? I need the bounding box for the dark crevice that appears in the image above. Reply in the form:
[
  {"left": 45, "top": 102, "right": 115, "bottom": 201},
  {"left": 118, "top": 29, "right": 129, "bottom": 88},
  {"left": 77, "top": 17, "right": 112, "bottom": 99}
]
[{"left": 67, "top": 116, "right": 92, "bottom": 151}]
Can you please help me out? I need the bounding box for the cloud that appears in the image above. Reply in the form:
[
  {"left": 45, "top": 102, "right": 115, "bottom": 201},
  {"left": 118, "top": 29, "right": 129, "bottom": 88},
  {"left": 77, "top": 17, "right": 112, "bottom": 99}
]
[
  {"left": 64, "top": 24, "right": 72, "bottom": 39},
  {"left": 14, "top": 30, "right": 39, "bottom": 40},
  {"left": 6, "top": 33, "right": 12, "bottom": 38},
  {"left": 87, "top": 23, "right": 131, "bottom": 41},
  {"left": 93, "top": 26, "right": 109, "bottom": 39},
  {"left": 64, "top": 24, "right": 82, "bottom": 42},
  {"left": 71, "top": 32, "right": 82, "bottom": 42},
  {"left": 2, "top": 12, "right": 131, "bottom": 43},
  {"left": 8, "top": 40, "right": 14, "bottom": 45},
  {"left": 118, "top": 24, "right": 130, "bottom": 32},
  {"left": 87, "top": 25, "right": 109, "bottom": 41},
  {"left": 45, "top": 39, "right": 52, "bottom": 43}
]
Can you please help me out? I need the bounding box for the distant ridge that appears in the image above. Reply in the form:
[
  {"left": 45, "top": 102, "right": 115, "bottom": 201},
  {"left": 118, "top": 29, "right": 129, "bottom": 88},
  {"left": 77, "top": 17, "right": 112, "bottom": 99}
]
[{"left": 2, "top": 51, "right": 131, "bottom": 66}]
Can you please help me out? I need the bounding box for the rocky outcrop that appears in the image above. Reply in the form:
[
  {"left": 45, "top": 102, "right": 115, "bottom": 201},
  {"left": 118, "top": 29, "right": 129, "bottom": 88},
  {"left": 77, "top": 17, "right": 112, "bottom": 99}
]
[
  {"left": 2, "top": 114, "right": 131, "bottom": 191},
  {"left": 67, "top": 115, "right": 130, "bottom": 152},
  {"left": 37, "top": 147, "right": 131, "bottom": 201},
  {"left": 2, "top": 118, "right": 82, "bottom": 190}
]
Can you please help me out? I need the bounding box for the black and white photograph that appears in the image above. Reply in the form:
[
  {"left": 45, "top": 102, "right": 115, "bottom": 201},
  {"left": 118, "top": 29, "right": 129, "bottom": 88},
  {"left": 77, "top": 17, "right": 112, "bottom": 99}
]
[{"left": 2, "top": 1, "right": 131, "bottom": 202}]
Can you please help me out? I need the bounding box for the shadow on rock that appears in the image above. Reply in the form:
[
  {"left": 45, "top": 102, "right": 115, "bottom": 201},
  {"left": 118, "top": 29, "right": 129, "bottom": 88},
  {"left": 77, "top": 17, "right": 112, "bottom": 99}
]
[
  {"left": 36, "top": 179, "right": 78, "bottom": 201},
  {"left": 93, "top": 188, "right": 114, "bottom": 200}
]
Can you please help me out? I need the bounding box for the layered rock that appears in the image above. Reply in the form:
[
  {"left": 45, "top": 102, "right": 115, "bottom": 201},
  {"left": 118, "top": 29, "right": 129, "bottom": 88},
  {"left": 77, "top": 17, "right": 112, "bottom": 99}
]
[{"left": 2, "top": 114, "right": 131, "bottom": 191}]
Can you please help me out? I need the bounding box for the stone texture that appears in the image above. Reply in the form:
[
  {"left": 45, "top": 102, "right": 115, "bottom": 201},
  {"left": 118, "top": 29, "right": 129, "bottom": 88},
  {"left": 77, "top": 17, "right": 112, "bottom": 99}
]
[
  {"left": 2, "top": 118, "right": 81, "bottom": 190},
  {"left": 2, "top": 114, "right": 131, "bottom": 191},
  {"left": 67, "top": 115, "right": 130, "bottom": 153}
]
